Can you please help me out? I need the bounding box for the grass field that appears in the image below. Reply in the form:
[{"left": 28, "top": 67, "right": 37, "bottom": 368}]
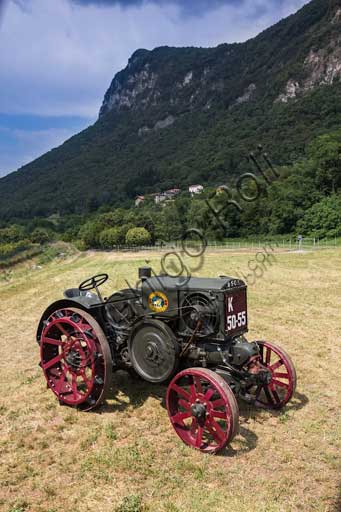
[{"left": 0, "top": 248, "right": 340, "bottom": 512}]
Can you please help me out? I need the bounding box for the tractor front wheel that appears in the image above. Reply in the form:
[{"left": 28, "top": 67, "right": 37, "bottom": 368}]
[
  {"left": 40, "top": 307, "right": 112, "bottom": 411},
  {"left": 167, "top": 368, "right": 239, "bottom": 453},
  {"left": 248, "top": 341, "right": 296, "bottom": 410}
]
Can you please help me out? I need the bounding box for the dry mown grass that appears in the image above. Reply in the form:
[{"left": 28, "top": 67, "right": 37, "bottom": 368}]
[{"left": 0, "top": 249, "right": 340, "bottom": 512}]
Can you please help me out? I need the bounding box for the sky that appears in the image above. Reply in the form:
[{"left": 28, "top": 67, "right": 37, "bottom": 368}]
[{"left": 0, "top": 0, "right": 309, "bottom": 178}]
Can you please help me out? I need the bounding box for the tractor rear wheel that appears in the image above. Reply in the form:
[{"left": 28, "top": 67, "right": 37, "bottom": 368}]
[
  {"left": 166, "top": 368, "right": 239, "bottom": 453},
  {"left": 40, "top": 307, "right": 112, "bottom": 411}
]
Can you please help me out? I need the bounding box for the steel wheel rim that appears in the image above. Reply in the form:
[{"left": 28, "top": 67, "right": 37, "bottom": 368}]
[
  {"left": 252, "top": 341, "right": 296, "bottom": 410},
  {"left": 40, "top": 308, "right": 111, "bottom": 411},
  {"left": 167, "top": 368, "right": 239, "bottom": 453}
]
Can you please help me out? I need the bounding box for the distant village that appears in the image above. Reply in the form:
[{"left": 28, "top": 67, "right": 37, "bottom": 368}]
[{"left": 135, "top": 184, "right": 204, "bottom": 207}]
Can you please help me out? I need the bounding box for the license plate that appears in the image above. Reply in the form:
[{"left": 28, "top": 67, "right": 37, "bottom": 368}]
[{"left": 225, "top": 288, "right": 247, "bottom": 335}]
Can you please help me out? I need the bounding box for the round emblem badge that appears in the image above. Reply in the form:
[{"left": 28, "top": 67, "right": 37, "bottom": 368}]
[{"left": 148, "top": 291, "right": 169, "bottom": 313}]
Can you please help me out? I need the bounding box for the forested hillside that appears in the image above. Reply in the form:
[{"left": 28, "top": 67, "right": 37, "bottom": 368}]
[{"left": 0, "top": 0, "right": 340, "bottom": 249}]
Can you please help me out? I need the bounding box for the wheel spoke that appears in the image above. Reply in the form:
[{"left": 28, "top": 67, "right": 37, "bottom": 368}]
[
  {"left": 263, "top": 385, "right": 274, "bottom": 405},
  {"left": 55, "top": 368, "right": 68, "bottom": 394},
  {"left": 195, "top": 426, "right": 204, "bottom": 448},
  {"left": 272, "top": 389, "right": 281, "bottom": 404},
  {"left": 172, "top": 411, "right": 192, "bottom": 424},
  {"left": 71, "top": 373, "right": 78, "bottom": 399},
  {"left": 265, "top": 347, "right": 271, "bottom": 365},
  {"left": 190, "top": 418, "right": 198, "bottom": 436},
  {"left": 205, "top": 387, "right": 215, "bottom": 401},
  {"left": 42, "top": 352, "right": 64, "bottom": 370},
  {"left": 171, "top": 384, "right": 191, "bottom": 402},
  {"left": 272, "top": 379, "right": 289, "bottom": 389},
  {"left": 55, "top": 322, "right": 70, "bottom": 338},
  {"left": 207, "top": 419, "right": 225, "bottom": 442},
  {"left": 259, "top": 344, "right": 264, "bottom": 360},
  {"left": 43, "top": 337, "right": 63, "bottom": 346},
  {"left": 190, "top": 383, "right": 196, "bottom": 400},
  {"left": 270, "top": 359, "right": 284, "bottom": 371},
  {"left": 206, "top": 424, "right": 221, "bottom": 443},
  {"left": 212, "top": 410, "right": 227, "bottom": 419},
  {"left": 77, "top": 342, "right": 92, "bottom": 368},
  {"left": 80, "top": 370, "right": 92, "bottom": 389},
  {"left": 274, "top": 372, "right": 289, "bottom": 379},
  {"left": 178, "top": 399, "right": 191, "bottom": 410},
  {"left": 194, "top": 376, "right": 203, "bottom": 395},
  {"left": 211, "top": 398, "right": 225, "bottom": 408}
]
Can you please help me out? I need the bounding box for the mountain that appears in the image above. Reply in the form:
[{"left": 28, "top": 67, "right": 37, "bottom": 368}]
[{"left": 1, "top": 0, "right": 341, "bottom": 221}]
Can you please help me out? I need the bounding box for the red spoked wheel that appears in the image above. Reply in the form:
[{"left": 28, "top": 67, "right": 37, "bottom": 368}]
[
  {"left": 249, "top": 341, "right": 296, "bottom": 410},
  {"left": 40, "top": 307, "right": 112, "bottom": 411},
  {"left": 167, "top": 368, "right": 239, "bottom": 454}
]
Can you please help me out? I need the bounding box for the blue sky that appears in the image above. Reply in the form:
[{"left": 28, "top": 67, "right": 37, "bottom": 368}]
[{"left": 0, "top": 0, "right": 308, "bottom": 178}]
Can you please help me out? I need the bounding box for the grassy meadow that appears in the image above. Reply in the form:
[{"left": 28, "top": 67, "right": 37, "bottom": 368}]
[{"left": 0, "top": 248, "right": 340, "bottom": 512}]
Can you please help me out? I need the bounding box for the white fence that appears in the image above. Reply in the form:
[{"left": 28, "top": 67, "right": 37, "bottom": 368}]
[{"left": 110, "top": 238, "right": 340, "bottom": 253}]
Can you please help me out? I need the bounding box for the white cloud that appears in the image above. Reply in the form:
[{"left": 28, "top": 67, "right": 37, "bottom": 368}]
[{"left": 0, "top": 0, "right": 308, "bottom": 118}]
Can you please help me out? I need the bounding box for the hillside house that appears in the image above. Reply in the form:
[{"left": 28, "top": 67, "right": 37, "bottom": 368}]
[
  {"left": 164, "top": 188, "right": 181, "bottom": 199},
  {"left": 135, "top": 195, "right": 145, "bottom": 207},
  {"left": 153, "top": 193, "right": 167, "bottom": 204},
  {"left": 189, "top": 185, "right": 204, "bottom": 196}
]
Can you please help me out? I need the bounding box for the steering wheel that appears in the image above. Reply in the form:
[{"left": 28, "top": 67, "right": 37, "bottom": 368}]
[{"left": 79, "top": 273, "right": 109, "bottom": 292}]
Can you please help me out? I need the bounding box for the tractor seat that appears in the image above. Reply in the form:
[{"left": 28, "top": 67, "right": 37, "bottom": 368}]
[{"left": 64, "top": 288, "right": 87, "bottom": 299}]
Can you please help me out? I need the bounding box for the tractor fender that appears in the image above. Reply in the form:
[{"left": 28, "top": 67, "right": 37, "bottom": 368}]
[{"left": 36, "top": 298, "right": 102, "bottom": 344}]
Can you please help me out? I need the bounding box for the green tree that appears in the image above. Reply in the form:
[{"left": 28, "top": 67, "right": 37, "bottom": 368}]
[
  {"left": 30, "top": 228, "right": 50, "bottom": 245},
  {"left": 99, "top": 209, "right": 126, "bottom": 227},
  {"left": 125, "top": 227, "right": 151, "bottom": 247},
  {"left": 79, "top": 220, "right": 104, "bottom": 249},
  {"left": 307, "top": 132, "right": 341, "bottom": 193},
  {"left": 0, "top": 225, "right": 25, "bottom": 243},
  {"left": 99, "top": 227, "right": 125, "bottom": 249},
  {"left": 154, "top": 204, "right": 183, "bottom": 241},
  {"left": 296, "top": 195, "right": 341, "bottom": 238}
]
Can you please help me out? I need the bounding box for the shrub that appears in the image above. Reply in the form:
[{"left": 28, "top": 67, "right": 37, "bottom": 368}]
[
  {"left": 0, "top": 225, "right": 25, "bottom": 244},
  {"left": 79, "top": 220, "right": 104, "bottom": 249},
  {"left": 296, "top": 195, "right": 341, "bottom": 238},
  {"left": 125, "top": 227, "right": 151, "bottom": 247},
  {"left": 30, "top": 228, "right": 50, "bottom": 245},
  {"left": 99, "top": 228, "right": 125, "bottom": 249},
  {"left": 0, "top": 240, "right": 31, "bottom": 260}
]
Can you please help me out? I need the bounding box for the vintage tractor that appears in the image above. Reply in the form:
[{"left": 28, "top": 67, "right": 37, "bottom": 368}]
[{"left": 37, "top": 267, "right": 296, "bottom": 453}]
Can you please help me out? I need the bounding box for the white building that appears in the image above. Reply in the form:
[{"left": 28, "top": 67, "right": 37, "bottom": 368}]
[
  {"left": 189, "top": 185, "right": 204, "bottom": 196},
  {"left": 154, "top": 193, "right": 167, "bottom": 204},
  {"left": 135, "top": 195, "right": 145, "bottom": 207},
  {"left": 164, "top": 188, "right": 181, "bottom": 199}
]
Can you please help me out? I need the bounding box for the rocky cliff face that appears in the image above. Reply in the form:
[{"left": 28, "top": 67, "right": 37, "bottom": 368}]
[
  {"left": 99, "top": 46, "right": 223, "bottom": 118},
  {"left": 100, "top": 0, "right": 341, "bottom": 120}
]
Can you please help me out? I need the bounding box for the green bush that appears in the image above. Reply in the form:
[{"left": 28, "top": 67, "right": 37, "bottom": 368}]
[
  {"left": 99, "top": 227, "right": 125, "bottom": 249},
  {"left": 30, "top": 228, "right": 50, "bottom": 245},
  {"left": 79, "top": 220, "right": 104, "bottom": 249},
  {"left": 0, "top": 240, "right": 31, "bottom": 260},
  {"left": 125, "top": 227, "right": 151, "bottom": 247},
  {"left": 0, "top": 225, "right": 25, "bottom": 244},
  {"left": 296, "top": 195, "right": 341, "bottom": 238}
]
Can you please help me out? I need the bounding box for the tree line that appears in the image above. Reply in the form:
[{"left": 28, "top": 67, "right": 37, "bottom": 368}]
[{"left": 1, "top": 130, "right": 340, "bottom": 254}]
